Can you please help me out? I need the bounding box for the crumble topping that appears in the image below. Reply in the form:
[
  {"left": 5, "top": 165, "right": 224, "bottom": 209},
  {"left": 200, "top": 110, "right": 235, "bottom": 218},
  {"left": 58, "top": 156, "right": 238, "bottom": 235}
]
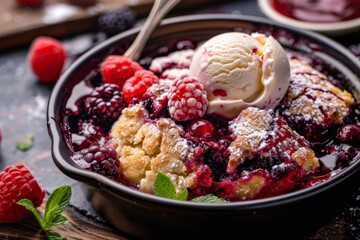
[
  {"left": 284, "top": 59, "right": 353, "bottom": 124},
  {"left": 228, "top": 107, "right": 319, "bottom": 175},
  {"left": 111, "top": 104, "right": 195, "bottom": 194}
]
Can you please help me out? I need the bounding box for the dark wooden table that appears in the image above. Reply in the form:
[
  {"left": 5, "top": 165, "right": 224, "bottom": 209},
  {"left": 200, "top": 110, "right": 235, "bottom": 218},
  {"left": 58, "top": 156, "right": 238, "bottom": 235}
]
[{"left": 1, "top": 0, "right": 359, "bottom": 239}]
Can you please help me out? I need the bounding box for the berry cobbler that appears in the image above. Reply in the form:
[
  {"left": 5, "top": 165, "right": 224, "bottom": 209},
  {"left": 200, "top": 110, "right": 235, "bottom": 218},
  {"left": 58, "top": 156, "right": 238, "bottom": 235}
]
[{"left": 62, "top": 31, "right": 360, "bottom": 202}]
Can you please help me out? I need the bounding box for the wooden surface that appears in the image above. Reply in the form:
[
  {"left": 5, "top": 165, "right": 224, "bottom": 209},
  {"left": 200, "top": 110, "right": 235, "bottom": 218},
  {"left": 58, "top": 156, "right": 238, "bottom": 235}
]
[
  {"left": 0, "top": 0, "right": 218, "bottom": 50},
  {"left": 0, "top": 0, "right": 359, "bottom": 239},
  {"left": 0, "top": 0, "right": 153, "bottom": 50}
]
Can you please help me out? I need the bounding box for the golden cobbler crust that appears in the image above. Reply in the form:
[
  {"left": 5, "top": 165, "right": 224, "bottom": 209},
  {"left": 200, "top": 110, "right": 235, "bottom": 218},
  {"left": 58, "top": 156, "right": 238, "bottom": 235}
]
[
  {"left": 110, "top": 105, "right": 195, "bottom": 194},
  {"left": 284, "top": 59, "right": 353, "bottom": 124}
]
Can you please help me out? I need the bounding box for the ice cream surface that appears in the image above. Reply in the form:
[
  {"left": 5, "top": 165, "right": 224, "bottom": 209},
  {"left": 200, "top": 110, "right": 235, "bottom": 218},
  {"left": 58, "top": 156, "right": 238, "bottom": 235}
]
[{"left": 189, "top": 32, "right": 290, "bottom": 119}]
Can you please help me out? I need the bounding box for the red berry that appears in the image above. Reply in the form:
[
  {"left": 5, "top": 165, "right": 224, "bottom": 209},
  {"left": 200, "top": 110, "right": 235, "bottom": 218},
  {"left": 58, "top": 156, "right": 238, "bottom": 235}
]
[
  {"left": 0, "top": 163, "right": 45, "bottom": 223},
  {"left": 122, "top": 70, "right": 158, "bottom": 104},
  {"left": 28, "top": 36, "right": 66, "bottom": 83},
  {"left": 168, "top": 77, "right": 208, "bottom": 121},
  {"left": 187, "top": 119, "right": 215, "bottom": 138},
  {"left": 336, "top": 124, "right": 360, "bottom": 143},
  {"left": 100, "top": 55, "right": 142, "bottom": 88},
  {"left": 16, "top": 0, "right": 44, "bottom": 6}
]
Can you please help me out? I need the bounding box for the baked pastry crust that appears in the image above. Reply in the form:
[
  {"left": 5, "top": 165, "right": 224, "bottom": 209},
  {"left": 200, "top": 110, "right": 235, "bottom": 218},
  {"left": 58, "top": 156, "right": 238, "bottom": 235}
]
[
  {"left": 279, "top": 59, "right": 353, "bottom": 140},
  {"left": 111, "top": 105, "right": 195, "bottom": 194}
]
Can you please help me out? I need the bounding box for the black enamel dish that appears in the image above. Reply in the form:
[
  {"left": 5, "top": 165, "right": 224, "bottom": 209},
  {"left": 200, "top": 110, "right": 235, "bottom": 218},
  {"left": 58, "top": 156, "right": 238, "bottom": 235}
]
[{"left": 47, "top": 14, "right": 360, "bottom": 239}]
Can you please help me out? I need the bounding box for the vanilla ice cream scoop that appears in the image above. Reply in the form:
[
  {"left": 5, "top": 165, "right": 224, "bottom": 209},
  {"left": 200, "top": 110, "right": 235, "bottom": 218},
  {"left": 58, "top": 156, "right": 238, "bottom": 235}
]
[{"left": 189, "top": 32, "right": 290, "bottom": 119}]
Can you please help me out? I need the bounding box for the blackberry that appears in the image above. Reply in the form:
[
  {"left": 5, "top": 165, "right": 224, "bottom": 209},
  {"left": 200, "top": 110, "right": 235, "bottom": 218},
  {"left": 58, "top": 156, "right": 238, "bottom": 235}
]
[
  {"left": 85, "top": 83, "right": 125, "bottom": 124},
  {"left": 98, "top": 8, "right": 137, "bottom": 36},
  {"left": 73, "top": 146, "right": 120, "bottom": 179}
]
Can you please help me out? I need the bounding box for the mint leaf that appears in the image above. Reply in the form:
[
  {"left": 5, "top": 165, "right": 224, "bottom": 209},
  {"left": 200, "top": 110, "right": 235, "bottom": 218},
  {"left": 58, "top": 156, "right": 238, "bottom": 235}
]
[
  {"left": 46, "top": 231, "right": 67, "bottom": 240},
  {"left": 16, "top": 133, "right": 34, "bottom": 151},
  {"left": 191, "top": 194, "right": 227, "bottom": 203},
  {"left": 17, "top": 199, "right": 46, "bottom": 228},
  {"left": 52, "top": 214, "right": 68, "bottom": 226},
  {"left": 44, "top": 185, "right": 71, "bottom": 229},
  {"left": 154, "top": 172, "right": 188, "bottom": 201},
  {"left": 177, "top": 188, "right": 188, "bottom": 201},
  {"left": 154, "top": 172, "right": 177, "bottom": 199},
  {"left": 18, "top": 185, "right": 72, "bottom": 240}
]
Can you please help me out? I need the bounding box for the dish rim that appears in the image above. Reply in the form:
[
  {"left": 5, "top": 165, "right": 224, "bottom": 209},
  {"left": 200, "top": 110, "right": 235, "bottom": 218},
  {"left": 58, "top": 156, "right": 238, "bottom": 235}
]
[
  {"left": 257, "top": 0, "right": 360, "bottom": 36},
  {"left": 47, "top": 13, "right": 360, "bottom": 210}
]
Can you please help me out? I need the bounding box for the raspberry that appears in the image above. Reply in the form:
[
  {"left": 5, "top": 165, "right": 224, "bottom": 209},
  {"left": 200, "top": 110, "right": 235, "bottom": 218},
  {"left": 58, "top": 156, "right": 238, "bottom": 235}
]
[
  {"left": 168, "top": 77, "right": 208, "bottom": 121},
  {"left": 98, "top": 8, "right": 137, "bottom": 36},
  {"left": 73, "top": 146, "right": 120, "bottom": 179},
  {"left": 100, "top": 55, "right": 142, "bottom": 88},
  {"left": 28, "top": 36, "right": 66, "bottom": 83},
  {"left": 0, "top": 163, "right": 45, "bottom": 223},
  {"left": 85, "top": 83, "right": 126, "bottom": 123},
  {"left": 123, "top": 70, "right": 158, "bottom": 104},
  {"left": 15, "top": 0, "right": 43, "bottom": 6}
]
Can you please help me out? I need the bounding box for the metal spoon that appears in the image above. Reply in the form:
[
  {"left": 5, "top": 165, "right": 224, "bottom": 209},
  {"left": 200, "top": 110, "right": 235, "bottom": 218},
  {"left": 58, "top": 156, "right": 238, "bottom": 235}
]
[{"left": 124, "top": 0, "right": 182, "bottom": 61}]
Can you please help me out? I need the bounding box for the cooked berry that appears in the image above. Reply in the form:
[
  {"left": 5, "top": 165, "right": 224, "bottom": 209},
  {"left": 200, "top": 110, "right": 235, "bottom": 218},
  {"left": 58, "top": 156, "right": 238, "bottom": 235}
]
[
  {"left": 203, "top": 140, "right": 230, "bottom": 181},
  {"left": 189, "top": 165, "right": 213, "bottom": 198},
  {"left": 143, "top": 83, "right": 170, "bottom": 117},
  {"left": 85, "top": 83, "right": 125, "bottom": 123},
  {"left": 271, "top": 163, "right": 297, "bottom": 179},
  {"left": 325, "top": 144, "right": 358, "bottom": 168},
  {"left": 181, "top": 140, "right": 204, "bottom": 171},
  {"left": 100, "top": 55, "right": 142, "bottom": 88},
  {"left": 186, "top": 119, "right": 215, "bottom": 138},
  {"left": 98, "top": 8, "right": 136, "bottom": 36},
  {"left": 73, "top": 146, "right": 120, "bottom": 179},
  {"left": 0, "top": 163, "right": 45, "bottom": 223},
  {"left": 71, "top": 119, "right": 105, "bottom": 151},
  {"left": 122, "top": 70, "right": 158, "bottom": 104},
  {"left": 336, "top": 124, "right": 360, "bottom": 144},
  {"left": 28, "top": 36, "right": 66, "bottom": 83},
  {"left": 168, "top": 77, "right": 208, "bottom": 121}
]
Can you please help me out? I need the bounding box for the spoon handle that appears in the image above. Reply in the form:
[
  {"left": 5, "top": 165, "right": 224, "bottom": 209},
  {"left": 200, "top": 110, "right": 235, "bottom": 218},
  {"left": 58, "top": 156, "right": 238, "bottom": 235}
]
[{"left": 124, "top": 0, "right": 182, "bottom": 61}]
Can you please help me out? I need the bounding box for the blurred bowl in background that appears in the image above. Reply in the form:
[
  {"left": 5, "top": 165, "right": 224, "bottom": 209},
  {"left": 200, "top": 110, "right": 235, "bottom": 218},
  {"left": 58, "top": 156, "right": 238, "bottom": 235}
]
[{"left": 258, "top": 0, "right": 360, "bottom": 36}]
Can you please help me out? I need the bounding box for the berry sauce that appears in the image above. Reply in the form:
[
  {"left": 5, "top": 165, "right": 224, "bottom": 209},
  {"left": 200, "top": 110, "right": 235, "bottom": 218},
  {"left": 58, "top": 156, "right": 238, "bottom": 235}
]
[
  {"left": 272, "top": 0, "right": 360, "bottom": 23},
  {"left": 60, "top": 29, "right": 360, "bottom": 200}
]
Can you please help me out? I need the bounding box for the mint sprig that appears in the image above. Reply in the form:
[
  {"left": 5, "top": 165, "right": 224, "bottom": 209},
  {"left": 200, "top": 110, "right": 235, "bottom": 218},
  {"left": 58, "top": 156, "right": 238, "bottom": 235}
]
[
  {"left": 17, "top": 185, "right": 71, "bottom": 240},
  {"left": 154, "top": 172, "right": 227, "bottom": 203},
  {"left": 16, "top": 133, "right": 34, "bottom": 151},
  {"left": 154, "top": 172, "right": 188, "bottom": 200}
]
